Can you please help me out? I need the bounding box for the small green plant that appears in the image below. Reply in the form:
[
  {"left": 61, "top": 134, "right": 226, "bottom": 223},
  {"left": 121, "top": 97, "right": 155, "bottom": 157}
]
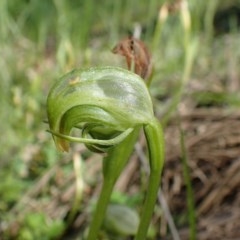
[{"left": 46, "top": 66, "right": 164, "bottom": 240}]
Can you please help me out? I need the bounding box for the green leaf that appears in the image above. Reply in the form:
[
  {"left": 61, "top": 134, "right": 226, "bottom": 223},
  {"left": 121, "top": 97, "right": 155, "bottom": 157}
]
[{"left": 104, "top": 204, "right": 140, "bottom": 236}]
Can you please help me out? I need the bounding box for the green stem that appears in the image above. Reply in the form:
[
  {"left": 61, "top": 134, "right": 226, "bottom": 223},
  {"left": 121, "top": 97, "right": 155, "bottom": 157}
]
[
  {"left": 179, "top": 124, "right": 196, "bottom": 240},
  {"left": 86, "top": 177, "right": 115, "bottom": 240},
  {"left": 204, "top": 0, "right": 219, "bottom": 43},
  {"left": 135, "top": 119, "right": 164, "bottom": 240},
  {"left": 66, "top": 154, "right": 83, "bottom": 226},
  {"left": 162, "top": 37, "right": 198, "bottom": 127},
  {"left": 87, "top": 128, "right": 140, "bottom": 240}
]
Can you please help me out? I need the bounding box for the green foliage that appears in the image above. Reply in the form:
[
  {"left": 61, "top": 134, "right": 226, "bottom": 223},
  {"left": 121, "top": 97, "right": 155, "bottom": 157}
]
[
  {"left": 1, "top": 0, "right": 240, "bottom": 239},
  {"left": 18, "top": 212, "right": 65, "bottom": 240},
  {"left": 193, "top": 91, "right": 240, "bottom": 107},
  {"left": 0, "top": 173, "right": 26, "bottom": 209},
  {"left": 110, "top": 191, "right": 143, "bottom": 207},
  {"left": 104, "top": 204, "right": 140, "bottom": 236}
]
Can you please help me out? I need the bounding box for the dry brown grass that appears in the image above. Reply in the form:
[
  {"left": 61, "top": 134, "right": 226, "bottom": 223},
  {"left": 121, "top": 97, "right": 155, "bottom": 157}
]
[{"left": 164, "top": 107, "right": 240, "bottom": 239}]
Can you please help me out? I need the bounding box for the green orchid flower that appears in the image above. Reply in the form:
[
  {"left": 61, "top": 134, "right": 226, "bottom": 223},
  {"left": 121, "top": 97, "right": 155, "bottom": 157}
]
[{"left": 46, "top": 66, "right": 164, "bottom": 240}]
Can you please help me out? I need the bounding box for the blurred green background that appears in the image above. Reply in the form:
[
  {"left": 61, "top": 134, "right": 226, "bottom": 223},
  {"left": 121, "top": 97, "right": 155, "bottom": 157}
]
[{"left": 1, "top": 0, "right": 240, "bottom": 239}]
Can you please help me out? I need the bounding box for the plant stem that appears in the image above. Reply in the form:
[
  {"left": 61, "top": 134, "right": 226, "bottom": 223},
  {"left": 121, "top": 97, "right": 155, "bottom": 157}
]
[
  {"left": 86, "top": 177, "right": 115, "bottom": 240},
  {"left": 87, "top": 128, "right": 140, "bottom": 240},
  {"left": 66, "top": 153, "right": 84, "bottom": 226},
  {"left": 162, "top": 37, "right": 198, "bottom": 127},
  {"left": 179, "top": 123, "right": 196, "bottom": 240},
  {"left": 135, "top": 119, "right": 164, "bottom": 240}
]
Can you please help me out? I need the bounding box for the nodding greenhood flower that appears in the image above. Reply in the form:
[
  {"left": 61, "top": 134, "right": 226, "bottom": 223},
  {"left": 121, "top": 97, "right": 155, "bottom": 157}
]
[
  {"left": 47, "top": 66, "right": 155, "bottom": 152},
  {"left": 46, "top": 66, "right": 164, "bottom": 240}
]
